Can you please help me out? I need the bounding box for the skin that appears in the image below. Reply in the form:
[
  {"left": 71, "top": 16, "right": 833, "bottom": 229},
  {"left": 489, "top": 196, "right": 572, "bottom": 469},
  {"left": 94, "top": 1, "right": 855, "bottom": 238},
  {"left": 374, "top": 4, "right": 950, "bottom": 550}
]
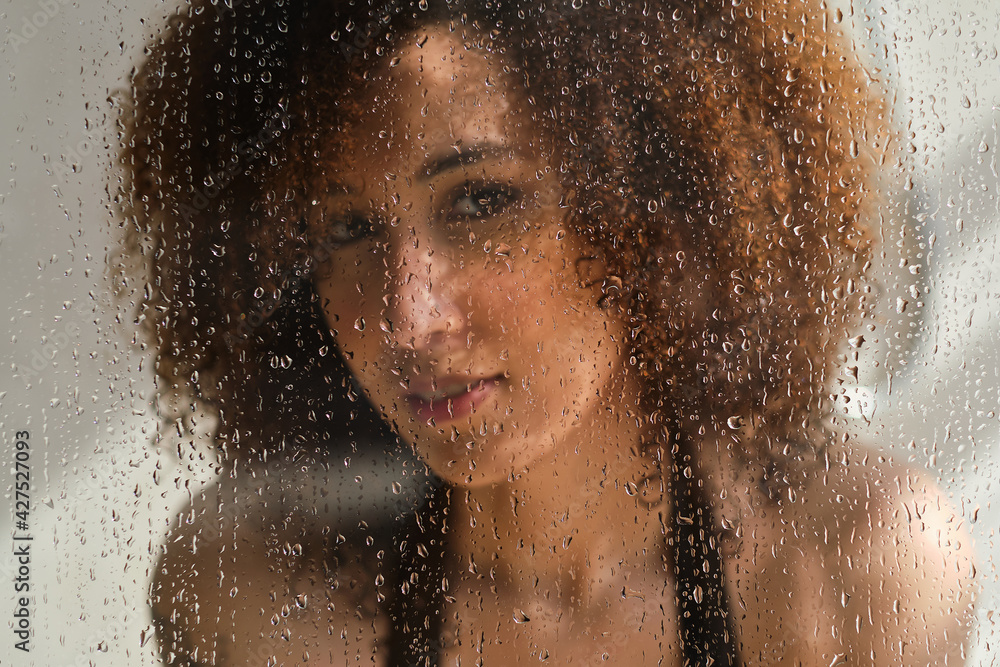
[
  {"left": 310, "top": 32, "right": 643, "bottom": 491},
  {"left": 152, "top": 26, "right": 976, "bottom": 667}
]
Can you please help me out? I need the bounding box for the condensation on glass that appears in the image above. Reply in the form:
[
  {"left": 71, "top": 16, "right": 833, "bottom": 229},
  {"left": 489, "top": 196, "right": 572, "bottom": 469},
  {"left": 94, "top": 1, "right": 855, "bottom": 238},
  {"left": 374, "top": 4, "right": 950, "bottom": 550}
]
[{"left": 2, "top": 1, "right": 995, "bottom": 666}]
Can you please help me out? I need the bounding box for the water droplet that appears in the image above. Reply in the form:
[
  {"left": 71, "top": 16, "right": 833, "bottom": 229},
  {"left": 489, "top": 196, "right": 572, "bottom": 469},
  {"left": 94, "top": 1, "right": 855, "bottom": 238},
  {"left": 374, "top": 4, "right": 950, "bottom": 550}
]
[
  {"left": 513, "top": 609, "right": 530, "bottom": 623},
  {"left": 354, "top": 317, "right": 366, "bottom": 331},
  {"left": 727, "top": 416, "right": 743, "bottom": 429}
]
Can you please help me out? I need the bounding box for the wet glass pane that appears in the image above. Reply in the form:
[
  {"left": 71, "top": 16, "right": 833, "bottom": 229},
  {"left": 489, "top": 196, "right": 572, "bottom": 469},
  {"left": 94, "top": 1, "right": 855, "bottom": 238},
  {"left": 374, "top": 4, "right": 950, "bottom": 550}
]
[{"left": 1, "top": 1, "right": 996, "bottom": 665}]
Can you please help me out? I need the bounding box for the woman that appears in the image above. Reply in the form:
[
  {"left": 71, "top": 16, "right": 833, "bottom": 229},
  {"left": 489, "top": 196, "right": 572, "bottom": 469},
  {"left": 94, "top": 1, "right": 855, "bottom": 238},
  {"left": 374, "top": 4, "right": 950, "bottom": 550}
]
[{"left": 120, "top": 1, "right": 975, "bottom": 664}]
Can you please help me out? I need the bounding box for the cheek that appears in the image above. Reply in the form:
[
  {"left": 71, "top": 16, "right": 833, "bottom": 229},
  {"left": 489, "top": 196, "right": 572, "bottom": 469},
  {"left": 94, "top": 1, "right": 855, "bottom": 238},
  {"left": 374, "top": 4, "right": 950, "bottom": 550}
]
[
  {"left": 524, "top": 258, "right": 625, "bottom": 373},
  {"left": 502, "top": 247, "right": 594, "bottom": 330},
  {"left": 495, "top": 255, "right": 618, "bottom": 373},
  {"left": 474, "top": 264, "right": 527, "bottom": 328}
]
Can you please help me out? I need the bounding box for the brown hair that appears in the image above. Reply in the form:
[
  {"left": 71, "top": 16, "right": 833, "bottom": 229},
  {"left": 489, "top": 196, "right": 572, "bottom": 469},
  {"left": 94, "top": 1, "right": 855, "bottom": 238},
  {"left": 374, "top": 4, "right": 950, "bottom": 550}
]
[{"left": 116, "top": 0, "right": 883, "bottom": 468}]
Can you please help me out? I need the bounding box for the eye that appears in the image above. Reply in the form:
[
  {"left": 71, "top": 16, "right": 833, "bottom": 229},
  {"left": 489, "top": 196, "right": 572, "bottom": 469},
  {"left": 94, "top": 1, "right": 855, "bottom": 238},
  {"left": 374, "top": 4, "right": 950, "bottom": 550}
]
[
  {"left": 449, "top": 184, "right": 518, "bottom": 219},
  {"left": 320, "top": 213, "right": 376, "bottom": 247}
]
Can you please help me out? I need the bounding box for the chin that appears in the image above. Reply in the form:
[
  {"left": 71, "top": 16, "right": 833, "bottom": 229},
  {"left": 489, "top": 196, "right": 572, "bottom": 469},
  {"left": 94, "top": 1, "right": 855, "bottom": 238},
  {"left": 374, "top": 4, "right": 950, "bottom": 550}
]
[
  {"left": 401, "top": 410, "right": 550, "bottom": 489},
  {"left": 415, "top": 440, "right": 531, "bottom": 489},
  {"left": 420, "top": 452, "right": 511, "bottom": 488}
]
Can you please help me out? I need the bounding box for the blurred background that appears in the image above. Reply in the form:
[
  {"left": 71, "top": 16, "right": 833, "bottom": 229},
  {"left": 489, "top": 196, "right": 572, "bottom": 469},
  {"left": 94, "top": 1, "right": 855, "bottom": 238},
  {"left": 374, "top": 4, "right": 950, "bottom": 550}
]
[{"left": 0, "top": 1, "right": 997, "bottom": 664}]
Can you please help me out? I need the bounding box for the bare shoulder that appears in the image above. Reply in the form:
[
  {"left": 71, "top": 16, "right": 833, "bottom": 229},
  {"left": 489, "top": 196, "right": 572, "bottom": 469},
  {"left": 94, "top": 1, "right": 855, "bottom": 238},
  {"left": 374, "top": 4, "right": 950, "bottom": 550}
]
[
  {"left": 151, "top": 463, "right": 393, "bottom": 666},
  {"left": 799, "top": 443, "right": 976, "bottom": 665},
  {"left": 700, "top": 435, "right": 975, "bottom": 666}
]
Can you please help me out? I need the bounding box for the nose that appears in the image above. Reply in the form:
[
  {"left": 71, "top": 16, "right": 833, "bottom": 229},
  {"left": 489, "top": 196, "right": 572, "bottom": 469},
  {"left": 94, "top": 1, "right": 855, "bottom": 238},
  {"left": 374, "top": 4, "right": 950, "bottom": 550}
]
[{"left": 386, "top": 226, "right": 468, "bottom": 356}]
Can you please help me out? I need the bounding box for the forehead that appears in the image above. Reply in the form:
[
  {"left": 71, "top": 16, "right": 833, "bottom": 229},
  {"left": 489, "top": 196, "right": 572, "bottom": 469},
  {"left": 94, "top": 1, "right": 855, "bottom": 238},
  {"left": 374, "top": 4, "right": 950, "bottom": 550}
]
[{"left": 333, "top": 27, "right": 533, "bottom": 176}]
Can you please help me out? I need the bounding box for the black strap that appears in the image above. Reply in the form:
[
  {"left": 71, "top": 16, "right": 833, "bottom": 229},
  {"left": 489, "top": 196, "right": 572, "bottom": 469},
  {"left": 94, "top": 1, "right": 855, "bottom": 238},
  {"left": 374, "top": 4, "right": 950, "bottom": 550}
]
[{"left": 673, "top": 438, "right": 742, "bottom": 666}]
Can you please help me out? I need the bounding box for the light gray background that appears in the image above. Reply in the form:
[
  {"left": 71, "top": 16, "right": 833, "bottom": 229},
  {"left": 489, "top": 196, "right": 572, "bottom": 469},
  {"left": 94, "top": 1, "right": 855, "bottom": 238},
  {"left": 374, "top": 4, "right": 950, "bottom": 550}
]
[{"left": 1, "top": 1, "right": 997, "bottom": 665}]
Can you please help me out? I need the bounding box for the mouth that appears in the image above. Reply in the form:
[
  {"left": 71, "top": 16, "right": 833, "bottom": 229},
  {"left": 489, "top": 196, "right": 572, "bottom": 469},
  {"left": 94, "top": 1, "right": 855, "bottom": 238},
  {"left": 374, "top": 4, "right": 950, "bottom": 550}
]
[{"left": 405, "top": 375, "right": 503, "bottom": 422}]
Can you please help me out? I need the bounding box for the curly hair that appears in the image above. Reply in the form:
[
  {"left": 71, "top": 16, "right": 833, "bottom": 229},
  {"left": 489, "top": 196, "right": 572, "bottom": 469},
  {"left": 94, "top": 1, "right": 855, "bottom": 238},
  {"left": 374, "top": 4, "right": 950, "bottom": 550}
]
[{"left": 116, "top": 0, "right": 883, "bottom": 468}]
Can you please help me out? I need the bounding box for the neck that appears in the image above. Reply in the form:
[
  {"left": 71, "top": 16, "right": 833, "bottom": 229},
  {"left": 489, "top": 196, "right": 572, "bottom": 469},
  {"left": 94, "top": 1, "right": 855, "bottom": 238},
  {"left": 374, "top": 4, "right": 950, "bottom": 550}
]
[{"left": 447, "top": 382, "right": 671, "bottom": 611}]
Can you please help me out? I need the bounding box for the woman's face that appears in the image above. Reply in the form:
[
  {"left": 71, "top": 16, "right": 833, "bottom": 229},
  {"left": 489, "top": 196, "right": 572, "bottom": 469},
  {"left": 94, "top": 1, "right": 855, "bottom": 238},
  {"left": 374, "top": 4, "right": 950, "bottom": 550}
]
[{"left": 313, "top": 28, "right": 632, "bottom": 487}]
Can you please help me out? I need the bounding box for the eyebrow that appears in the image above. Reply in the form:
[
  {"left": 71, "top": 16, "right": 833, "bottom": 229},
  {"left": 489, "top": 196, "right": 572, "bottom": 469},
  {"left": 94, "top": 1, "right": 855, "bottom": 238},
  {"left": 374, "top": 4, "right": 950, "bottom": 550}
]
[
  {"left": 325, "top": 143, "right": 512, "bottom": 198},
  {"left": 419, "top": 143, "right": 509, "bottom": 182}
]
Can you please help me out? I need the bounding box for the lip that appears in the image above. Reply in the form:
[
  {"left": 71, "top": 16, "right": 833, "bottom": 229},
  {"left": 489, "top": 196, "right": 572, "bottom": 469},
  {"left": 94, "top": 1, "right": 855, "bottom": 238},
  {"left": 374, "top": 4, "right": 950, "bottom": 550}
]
[{"left": 405, "top": 375, "right": 503, "bottom": 422}]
